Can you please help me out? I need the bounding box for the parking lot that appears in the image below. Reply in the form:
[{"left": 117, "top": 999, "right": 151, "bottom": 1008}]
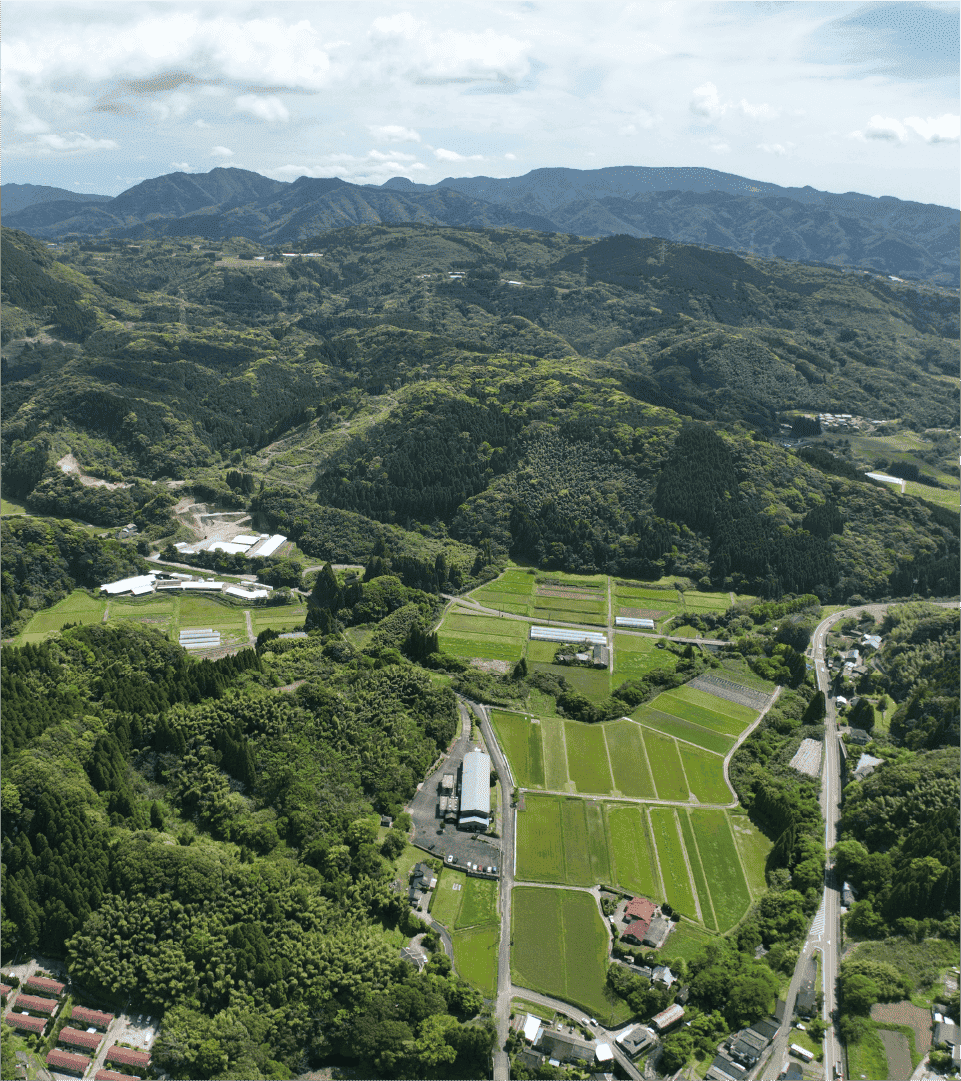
[{"left": 407, "top": 702, "right": 503, "bottom": 874}]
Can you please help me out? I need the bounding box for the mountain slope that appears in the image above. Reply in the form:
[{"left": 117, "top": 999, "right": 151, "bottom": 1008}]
[{"left": 2, "top": 182, "right": 111, "bottom": 215}]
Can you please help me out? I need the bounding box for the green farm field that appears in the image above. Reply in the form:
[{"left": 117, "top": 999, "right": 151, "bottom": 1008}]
[
  {"left": 648, "top": 807, "right": 698, "bottom": 918},
  {"left": 662, "top": 919, "right": 717, "bottom": 963},
  {"left": 643, "top": 731, "right": 689, "bottom": 802},
  {"left": 663, "top": 685, "right": 757, "bottom": 726},
  {"left": 452, "top": 926, "right": 499, "bottom": 997},
  {"left": 678, "top": 810, "right": 717, "bottom": 931},
  {"left": 443, "top": 612, "right": 528, "bottom": 638},
  {"left": 490, "top": 711, "right": 545, "bottom": 788},
  {"left": 539, "top": 716, "right": 569, "bottom": 790},
  {"left": 442, "top": 635, "right": 524, "bottom": 662},
  {"left": 603, "top": 720, "right": 656, "bottom": 799},
  {"left": 729, "top": 812, "right": 774, "bottom": 899},
  {"left": 516, "top": 795, "right": 610, "bottom": 886},
  {"left": 632, "top": 707, "right": 734, "bottom": 755},
  {"left": 607, "top": 804, "right": 661, "bottom": 898},
  {"left": 512, "top": 887, "right": 629, "bottom": 1022},
  {"left": 563, "top": 722, "right": 614, "bottom": 794},
  {"left": 689, "top": 809, "right": 752, "bottom": 932},
  {"left": 18, "top": 590, "right": 107, "bottom": 640},
  {"left": 681, "top": 745, "right": 732, "bottom": 805}
]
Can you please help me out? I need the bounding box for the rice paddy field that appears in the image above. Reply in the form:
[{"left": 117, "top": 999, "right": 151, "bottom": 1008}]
[
  {"left": 515, "top": 794, "right": 612, "bottom": 886},
  {"left": 512, "top": 886, "right": 630, "bottom": 1022},
  {"left": 606, "top": 803, "right": 662, "bottom": 898},
  {"left": 452, "top": 926, "right": 500, "bottom": 997},
  {"left": 489, "top": 710, "right": 545, "bottom": 789},
  {"left": 437, "top": 609, "right": 527, "bottom": 662},
  {"left": 648, "top": 807, "right": 698, "bottom": 918},
  {"left": 686, "top": 809, "right": 753, "bottom": 932}
]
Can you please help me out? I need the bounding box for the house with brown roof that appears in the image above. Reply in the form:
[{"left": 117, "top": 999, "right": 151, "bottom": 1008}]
[
  {"left": 71, "top": 1005, "right": 115, "bottom": 1029},
  {"left": 621, "top": 919, "right": 651, "bottom": 944},
  {"left": 95, "top": 1072, "right": 140, "bottom": 1081},
  {"left": 624, "top": 896, "right": 657, "bottom": 923},
  {"left": 25, "top": 975, "right": 65, "bottom": 998},
  {"left": 13, "top": 994, "right": 58, "bottom": 1016},
  {"left": 0, "top": 984, "right": 11, "bottom": 1000},
  {"left": 45, "top": 1048, "right": 91, "bottom": 1076},
  {"left": 4, "top": 1012, "right": 46, "bottom": 1035},
  {"left": 106, "top": 1044, "right": 151, "bottom": 1070},
  {"left": 58, "top": 1026, "right": 103, "bottom": 1052}
]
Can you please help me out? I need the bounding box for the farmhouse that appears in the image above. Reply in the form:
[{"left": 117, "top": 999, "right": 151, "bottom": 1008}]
[
  {"left": 934, "top": 1020, "right": 961, "bottom": 1049},
  {"left": 537, "top": 1029, "right": 595, "bottom": 1064},
  {"left": 5, "top": 1012, "right": 47, "bottom": 1035},
  {"left": 592, "top": 645, "right": 610, "bottom": 668},
  {"left": 847, "top": 728, "right": 871, "bottom": 746},
  {"left": 70, "top": 1006, "right": 114, "bottom": 1028},
  {"left": 621, "top": 919, "right": 651, "bottom": 945},
  {"left": 706, "top": 1053, "right": 747, "bottom": 1081},
  {"left": 851, "top": 753, "right": 883, "bottom": 782},
  {"left": 400, "top": 946, "right": 428, "bottom": 971},
  {"left": 412, "top": 863, "right": 438, "bottom": 890},
  {"left": 522, "top": 1013, "right": 544, "bottom": 1043},
  {"left": 615, "top": 1024, "right": 656, "bottom": 1058},
  {"left": 458, "top": 749, "right": 491, "bottom": 831},
  {"left": 624, "top": 896, "right": 657, "bottom": 923},
  {"left": 46, "top": 1048, "right": 91, "bottom": 1076},
  {"left": 652, "top": 964, "right": 676, "bottom": 989},
  {"left": 644, "top": 916, "right": 673, "bottom": 947},
  {"left": 651, "top": 1003, "right": 685, "bottom": 1031},
  {"left": 106, "top": 1044, "right": 151, "bottom": 1070},
  {"left": 728, "top": 1017, "right": 778, "bottom": 1067}
]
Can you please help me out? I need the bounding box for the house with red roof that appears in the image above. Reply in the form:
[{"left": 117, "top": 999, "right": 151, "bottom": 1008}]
[
  {"left": 0, "top": 984, "right": 12, "bottom": 999},
  {"left": 95, "top": 1071, "right": 140, "bottom": 1081},
  {"left": 13, "top": 993, "right": 59, "bottom": 1015},
  {"left": 25, "top": 975, "right": 65, "bottom": 998},
  {"left": 4, "top": 1012, "right": 46, "bottom": 1035},
  {"left": 71, "top": 1005, "right": 115, "bottom": 1028},
  {"left": 624, "top": 896, "right": 657, "bottom": 923},
  {"left": 46, "top": 1048, "right": 91, "bottom": 1076},
  {"left": 106, "top": 1044, "right": 151, "bottom": 1070},
  {"left": 59, "top": 1026, "right": 104, "bottom": 1052},
  {"left": 622, "top": 918, "right": 652, "bottom": 944}
]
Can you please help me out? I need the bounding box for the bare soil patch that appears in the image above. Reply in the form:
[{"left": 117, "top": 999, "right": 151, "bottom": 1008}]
[
  {"left": 537, "top": 589, "right": 599, "bottom": 600},
  {"left": 57, "top": 453, "right": 129, "bottom": 490},
  {"left": 876, "top": 1028, "right": 912, "bottom": 1080},
  {"left": 619, "top": 606, "right": 665, "bottom": 619},
  {"left": 469, "top": 658, "right": 511, "bottom": 674},
  {"left": 871, "top": 1001, "right": 932, "bottom": 1055}
]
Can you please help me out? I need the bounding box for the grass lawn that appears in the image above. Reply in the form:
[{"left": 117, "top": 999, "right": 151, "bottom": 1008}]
[
  {"left": 633, "top": 707, "right": 734, "bottom": 755},
  {"left": 689, "top": 809, "right": 752, "bottom": 932},
  {"left": 680, "top": 745, "right": 731, "bottom": 805},
  {"left": 661, "top": 919, "right": 716, "bottom": 963},
  {"left": 904, "top": 480, "right": 960, "bottom": 508},
  {"left": 430, "top": 869, "right": 466, "bottom": 928},
  {"left": 604, "top": 720, "right": 657, "bottom": 799},
  {"left": 564, "top": 722, "right": 614, "bottom": 794},
  {"left": 608, "top": 804, "right": 661, "bottom": 898},
  {"left": 649, "top": 807, "right": 698, "bottom": 918},
  {"left": 491, "top": 710, "right": 545, "bottom": 789},
  {"left": 560, "top": 666, "right": 612, "bottom": 702},
  {"left": 512, "top": 886, "right": 629, "bottom": 1023},
  {"left": 1, "top": 496, "right": 28, "bottom": 515},
  {"left": 539, "top": 716, "right": 570, "bottom": 790},
  {"left": 452, "top": 925, "right": 499, "bottom": 997},
  {"left": 642, "top": 731, "right": 690, "bottom": 801},
  {"left": 457, "top": 876, "right": 499, "bottom": 929},
  {"left": 678, "top": 810, "right": 718, "bottom": 931}
]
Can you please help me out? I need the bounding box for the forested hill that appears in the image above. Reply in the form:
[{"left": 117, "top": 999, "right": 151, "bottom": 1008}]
[
  {"left": 2, "top": 223, "right": 958, "bottom": 602},
  {"left": 3, "top": 164, "right": 958, "bottom": 285}
]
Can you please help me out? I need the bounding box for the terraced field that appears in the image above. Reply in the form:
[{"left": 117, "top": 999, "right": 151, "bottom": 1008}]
[{"left": 689, "top": 809, "right": 753, "bottom": 932}]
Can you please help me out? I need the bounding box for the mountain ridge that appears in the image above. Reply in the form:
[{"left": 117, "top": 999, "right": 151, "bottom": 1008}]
[{"left": 2, "top": 164, "right": 958, "bottom": 286}]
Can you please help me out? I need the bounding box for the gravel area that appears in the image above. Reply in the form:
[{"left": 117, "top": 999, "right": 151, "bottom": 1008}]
[
  {"left": 877, "top": 1028, "right": 913, "bottom": 1080},
  {"left": 789, "top": 738, "right": 823, "bottom": 777},
  {"left": 871, "top": 1001, "right": 933, "bottom": 1055}
]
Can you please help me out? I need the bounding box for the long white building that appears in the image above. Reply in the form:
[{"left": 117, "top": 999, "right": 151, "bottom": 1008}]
[{"left": 458, "top": 749, "right": 491, "bottom": 831}]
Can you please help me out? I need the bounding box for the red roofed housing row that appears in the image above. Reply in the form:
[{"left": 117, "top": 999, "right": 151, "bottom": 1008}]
[
  {"left": 71, "top": 1004, "right": 115, "bottom": 1028},
  {"left": 624, "top": 896, "right": 657, "bottom": 923},
  {"left": 25, "top": 975, "right": 66, "bottom": 997},
  {"left": 5, "top": 1012, "right": 46, "bottom": 1034},
  {"left": 96, "top": 1071, "right": 140, "bottom": 1081},
  {"left": 0, "top": 985, "right": 12, "bottom": 1000},
  {"left": 13, "top": 993, "right": 59, "bottom": 1015},
  {"left": 106, "top": 1044, "right": 151, "bottom": 1069},
  {"left": 46, "top": 1048, "right": 91, "bottom": 1076},
  {"left": 622, "top": 918, "right": 651, "bottom": 943},
  {"left": 59, "top": 1025, "right": 104, "bottom": 1051}
]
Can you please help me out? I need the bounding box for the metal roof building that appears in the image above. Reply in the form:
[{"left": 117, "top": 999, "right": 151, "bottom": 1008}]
[
  {"left": 530, "top": 626, "right": 607, "bottom": 645},
  {"left": 459, "top": 749, "right": 491, "bottom": 829},
  {"left": 615, "top": 617, "right": 655, "bottom": 629}
]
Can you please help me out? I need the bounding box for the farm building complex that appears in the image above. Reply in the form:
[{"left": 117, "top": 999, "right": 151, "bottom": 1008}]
[{"left": 459, "top": 749, "right": 491, "bottom": 830}]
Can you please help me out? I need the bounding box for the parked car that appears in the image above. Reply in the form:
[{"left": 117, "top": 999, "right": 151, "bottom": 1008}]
[{"left": 445, "top": 854, "right": 455, "bottom": 864}]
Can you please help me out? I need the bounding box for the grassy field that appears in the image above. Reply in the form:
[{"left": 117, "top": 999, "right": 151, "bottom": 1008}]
[
  {"left": 845, "top": 1023, "right": 889, "bottom": 1081},
  {"left": 648, "top": 807, "right": 698, "bottom": 918},
  {"left": 516, "top": 795, "right": 610, "bottom": 886},
  {"left": 438, "top": 607, "right": 528, "bottom": 662},
  {"left": 608, "top": 804, "right": 661, "bottom": 898},
  {"left": 852, "top": 938, "right": 960, "bottom": 1000},
  {"left": 452, "top": 925, "right": 499, "bottom": 997},
  {"left": 904, "top": 479, "right": 960, "bottom": 508},
  {"left": 679, "top": 745, "right": 731, "bottom": 805},
  {"left": 643, "top": 731, "right": 690, "bottom": 802},
  {"left": 655, "top": 688, "right": 753, "bottom": 735},
  {"left": 539, "top": 716, "right": 570, "bottom": 790},
  {"left": 512, "top": 886, "right": 629, "bottom": 1022},
  {"left": 604, "top": 720, "right": 657, "bottom": 799},
  {"left": 490, "top": 711, "right": 546, "bottom": 789},
  {"left": 633, "top": 707, "right": 735, "bottom": 755},
  {"left": 730, "top": 812, "right": 773, "bottom": 899},
  {"left": 0, "top": 496, "right": 29, "bottom": 515},
  {"left": 661, "top": 919, "right": 717, "bottom": 963},
  {"left": 689, "top": 809, "right": 752, "bottom": 932},
  {"left": 564, "top": 722, "right": 614, "bottom": 794},
  {"left": 678, "top": 810, "right": 717, "bottom": 931},
  {"left": 18, "top": 590, "right": 108, "bottom": 641}
]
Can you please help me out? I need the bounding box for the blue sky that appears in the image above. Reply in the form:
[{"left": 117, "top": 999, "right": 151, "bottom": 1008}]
[{"left": 4, "top": 1, "right": 959, "bottom": 206}]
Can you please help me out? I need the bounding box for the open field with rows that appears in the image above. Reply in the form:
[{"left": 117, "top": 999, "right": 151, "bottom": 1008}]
[
  {"left": 644, "top": 732, "right": 690, "bottom": 802},
  {"left": 17, "top": 590, "right": 107, "bottom": 642},
  {"left": 515, "top": 795, "right": 612, "bottom": 886},
  {"left": 539, "top": 716, "right": 570, "bottom": 790},
  {"left": 563, "top": 722, "right": 614, "bottom": 794},
  {"left": 729, "top": 811, "right": 774, "bottom": 900},
  {"left": 686, "top": 809, "right": 752, "bottom": 932},
  {"left": 490, "top": 710, "right": 545, "bottom": 789},
  {"left": 603, "top": 720, "right": 657, "bottom": 799},
  {"left": 678, "top": 810, "right": 718, "bottom": 931},
  {"left": 437, "top": 608, "right": 527, "bottom": 662},
  {"left": 631, "top": 706, "right": 734, "bottom": 755},
  {"left": 648, "top": 807, "right": 698, "bottom": 918},
  {"left": 607, "top": 803, "right": 661, "bottom": 898},
  {"left": 512, "top": 887, "right": 630, "bottom": 1022}
]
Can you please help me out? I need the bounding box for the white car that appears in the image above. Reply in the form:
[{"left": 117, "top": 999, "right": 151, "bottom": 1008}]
[{"left": 445, "top": 854, "right": 454, "bottom": 864}]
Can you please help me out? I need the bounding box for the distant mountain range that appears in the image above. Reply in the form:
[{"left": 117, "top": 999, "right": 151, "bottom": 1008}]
[{"left": 3, "top": 165, "right": 958, "bottom": 285}]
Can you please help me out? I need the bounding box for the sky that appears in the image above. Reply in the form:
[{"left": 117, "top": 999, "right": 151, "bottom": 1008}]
[{"left": 3, "top": 1, "right": 959, "bottom": 207}]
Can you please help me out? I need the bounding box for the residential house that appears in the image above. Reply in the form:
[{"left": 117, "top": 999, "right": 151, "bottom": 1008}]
[
  {"left": 934, "top": 1020, "right": 960, "bottom": 1049},
  {"left": 413, "top": 863, "right": 438, "bottom": 890},
  {"left": 94, "top": 1071, "right": 139, "bottom": 1081},
  {"left": 841, "top": 882, "right": 855, "bottom": 907},
  {"left": 4, "top": 1013, "right": 46, "bottom": 1035},
  {"left": 621, "top": 919, "right": 651, "bottom": 945},
  {"left": 651, "top": 1004, "right": 685, "bottom": 1031},
  {"left": 795, "top": 957, "right": 817, "bottom": 1018},
  {"left": 706, "top": 1054, "right": 747, "bottom": 1081},
  {"left": 537, "top": 1029, "right": 595, "bottom": 1064},
  {"left": 593, "top": 645, "right": 610, "bottom": 668},
  {"left": 522, "top": 1014, "right": 544, "bottom": 1043},
  {"left": 45, "top": 1049, "right": 90, "bottom": 1076},
  {"left": 652, "top": 965, "right": 676, "bottom": 989},
  {"left": 24, "top": 976, "right": 65, "bottom": 998},
  {"left": 729, "top": 1018, "right": 778, "bottom": 1067},
  {"left": 847, "top": 728, "right": 871, "bottom": 746},
  {"left": 105, "top": 1045, "right": 151, "bottom": 1070},
  {"left": 13, "top": 994, "right": 58, "bottom": 1016},
  {"left": 70, "top": 1006, "right": 114, "bottom": 1029},
  {"left": 852, "top": 754, "right": 882, "bottom": 782},
  {"left": 624, "top": 897, "right": 657, "bottom": 923},
  {"left": 400, "top": 946, "right": 428, "bottom": 971},
  {"left": 58, "top": 1027, "right": 103, "bottom": 1053},
  {"left": 615, "top": 1025, "right": 656, "bottom": 1058}
]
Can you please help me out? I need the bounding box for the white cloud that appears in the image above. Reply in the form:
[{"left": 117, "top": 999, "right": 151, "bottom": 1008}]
[
  {"left": 504, "top": 153, "right": 517, "bottom": 160},
  {"left": 707, "top": 139, "right": 731, "bottom": 154},
  {"left": 34, "top": 131, "right": 119, "bottom": 153},
  {"left": 739, "top": 99, "right": 777, "bottom": 120},
  {"left": 210, "top": 145, "right": 234, "bottom": 158},
  {"left": 691, "top": 82, "right": 727, "bottom": 120},
  {"left": 193, "top": 119, "right": 210, "bottom": 129},
  {"left": 758, "top": 143, "right": 792, "bottom": 156},
  {"left": 434, "top": 148, "right": 484, "bottom": 162},
  {"left": 234, "top": 95, "right": 290, "bottom": 123},
  {"left": 367, "top": 124, "right": 421, "bottom": 143},
  {"left": 904, "top": 114, "right": 960, "bottom": 144},
  {"left": 171, "top": 161, "right": 194, "bottom": 172},
  {"left": 368, "top": 149, "right": 416, "bottom": 161}
]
